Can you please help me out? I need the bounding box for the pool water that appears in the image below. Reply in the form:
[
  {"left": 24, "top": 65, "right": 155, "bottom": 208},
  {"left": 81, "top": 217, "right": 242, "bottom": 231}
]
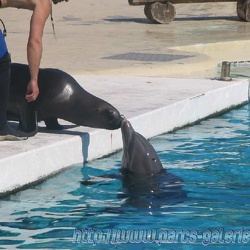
[
  {"left": 0, "top": 104, "right": 249, "bottom": 250},
  {"left": 229, "top": 62, "right": 250, "bottom": 79},
  {"left": 216, "top": 61, "right": 250, "bottom": 80}
]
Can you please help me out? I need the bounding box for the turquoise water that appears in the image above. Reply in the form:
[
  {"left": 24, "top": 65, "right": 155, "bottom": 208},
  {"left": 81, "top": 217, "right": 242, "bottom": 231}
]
[
  {"left": 0, "top": 104, "right": 249, "bottom": 250},
  {"left": 229, "top": 62, "right": 250, "bottom": 79},
  {"left": 216, "top": 61, "right": 250, "bottom": 81}
]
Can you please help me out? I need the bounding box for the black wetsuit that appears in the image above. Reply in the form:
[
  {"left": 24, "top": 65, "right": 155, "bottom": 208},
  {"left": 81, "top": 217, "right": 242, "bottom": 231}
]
[{"left": 0, "top": 22, "right": 11, "bottom": 129}]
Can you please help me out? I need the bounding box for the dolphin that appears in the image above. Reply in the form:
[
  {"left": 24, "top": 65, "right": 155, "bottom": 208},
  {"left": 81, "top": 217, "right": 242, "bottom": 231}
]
[
  {"left": 119, "top": 117, "right": 186, "bottom": 208},
  {"left": 81, "top": 118, "right": 187, "bottom": 209},
  {"left": 121, "top": 118, "right": 164, "bottom": 175}
]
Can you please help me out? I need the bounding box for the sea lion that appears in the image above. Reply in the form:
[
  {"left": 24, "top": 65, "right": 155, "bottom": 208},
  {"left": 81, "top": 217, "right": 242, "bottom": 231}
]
[{"left": 8, "top": 63, "right": 122, "bottom": 136}]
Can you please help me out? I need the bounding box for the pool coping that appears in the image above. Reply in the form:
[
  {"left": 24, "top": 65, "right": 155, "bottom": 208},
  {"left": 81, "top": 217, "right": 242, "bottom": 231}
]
[{"left": 0, "top": 77, "right": 249, "bottom": 196}]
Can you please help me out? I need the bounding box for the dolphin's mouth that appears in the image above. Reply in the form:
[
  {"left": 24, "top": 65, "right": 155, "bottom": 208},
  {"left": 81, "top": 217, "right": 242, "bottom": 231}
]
[
  {"left": 120, "top": 116, "right": 133, "bottom": 132},
  {"left": 120, "top": 116, "right": 134, "bottom": 149},
  {"left": 120, "top": 115, "right": 127, "bottom": 127}
]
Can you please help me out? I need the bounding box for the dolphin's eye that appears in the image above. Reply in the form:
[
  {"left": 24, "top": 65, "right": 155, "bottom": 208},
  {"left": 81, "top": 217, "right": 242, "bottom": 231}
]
[{"left": 152, "top": 158, "right": 156, "bottom": 162}]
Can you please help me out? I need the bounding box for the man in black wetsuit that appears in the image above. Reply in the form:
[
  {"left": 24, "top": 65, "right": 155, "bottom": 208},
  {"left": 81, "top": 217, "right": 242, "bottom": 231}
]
[{"left": 0, "top": 0, "right": 68, "bottom": 141}]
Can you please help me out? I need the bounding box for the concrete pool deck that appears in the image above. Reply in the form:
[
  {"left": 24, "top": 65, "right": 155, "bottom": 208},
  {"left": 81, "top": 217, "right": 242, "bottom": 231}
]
[{"left": 0, "top": 1, "right": 250, "bottom": 194}]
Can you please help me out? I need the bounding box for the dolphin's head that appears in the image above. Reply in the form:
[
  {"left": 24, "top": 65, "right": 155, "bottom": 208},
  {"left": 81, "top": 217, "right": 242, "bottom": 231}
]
[{"left": 121, "top": 117, "right": 164, "bottom": 175}]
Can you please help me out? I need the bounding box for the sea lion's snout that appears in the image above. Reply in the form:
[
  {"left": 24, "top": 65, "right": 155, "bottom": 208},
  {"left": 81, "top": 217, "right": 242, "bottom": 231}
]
[
  {"left": 96, "top": 106, "right": 123, "bottom": 129},
  {"left": 108, "top": 109, "right": 123, "bottom": 128}
]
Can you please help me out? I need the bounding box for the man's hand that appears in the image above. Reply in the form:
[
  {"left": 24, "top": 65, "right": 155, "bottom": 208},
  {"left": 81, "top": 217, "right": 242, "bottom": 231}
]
[
  {"left": 25, "top": 79, "right": 39, "bottom": 102},
  {"left": 52, "top": 0, "right": 69, "bottom": 4}
]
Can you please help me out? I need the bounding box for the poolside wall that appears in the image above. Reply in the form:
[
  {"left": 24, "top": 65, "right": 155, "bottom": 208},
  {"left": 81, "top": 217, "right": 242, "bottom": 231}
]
[{"left": 0, "top": 78, "right": 249, "bottom": 196}]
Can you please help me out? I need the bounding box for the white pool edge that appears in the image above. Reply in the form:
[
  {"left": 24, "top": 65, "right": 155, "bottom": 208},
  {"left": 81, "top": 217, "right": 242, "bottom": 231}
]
[{"left": 0, "top": 79, "right": 249, "bottom": 195}]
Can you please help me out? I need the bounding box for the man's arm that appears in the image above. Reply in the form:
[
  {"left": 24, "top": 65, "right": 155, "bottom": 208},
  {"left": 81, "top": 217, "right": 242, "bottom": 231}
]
[
  {"left": 26, "top": 0, "right": 50, "bottom": 101},
  {"left": 3, "top": 0, "right": 68, "bottom": 101}
]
